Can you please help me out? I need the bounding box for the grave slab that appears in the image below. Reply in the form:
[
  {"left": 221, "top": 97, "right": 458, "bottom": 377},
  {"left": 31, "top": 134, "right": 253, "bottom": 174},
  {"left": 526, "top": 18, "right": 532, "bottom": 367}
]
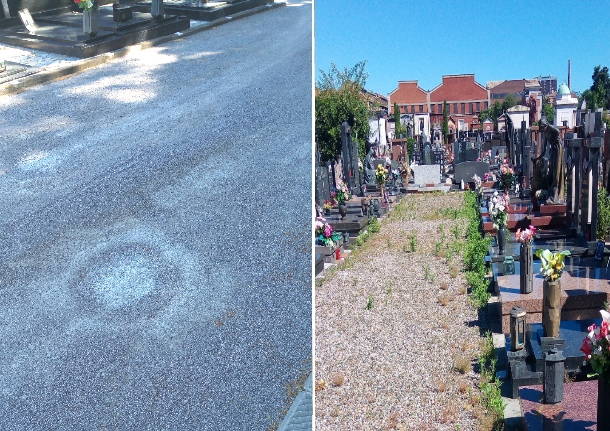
[
  {"left": 0, "top": 5, "right": 190, "bottom": 57},
  {"left": 0, "top": 59, "right": 36, "bottom": 84},
  {"left": 520, "top": 381, "right": 597, "bottom": 430},
  {"left": 134, "top": 0, "right": 271, "bottom": 21},
  {"left": 497, "top": 257, "right": 610, "bottom": 333},
  {"left": 527, "top": 319, "right": 599, "bottom": 373}
]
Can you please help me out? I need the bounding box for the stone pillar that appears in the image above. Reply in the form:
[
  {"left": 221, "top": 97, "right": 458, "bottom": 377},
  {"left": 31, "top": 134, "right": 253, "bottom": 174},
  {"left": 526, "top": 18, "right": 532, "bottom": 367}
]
[
  {"left": 543, "top": 349, "right": 565, "bottom": 404},
  {"left": 151, "top": 0, "right": 164, "bottom": 18},
  {"left": 0, "top": 0, "right": 10, "bottom": 18}
]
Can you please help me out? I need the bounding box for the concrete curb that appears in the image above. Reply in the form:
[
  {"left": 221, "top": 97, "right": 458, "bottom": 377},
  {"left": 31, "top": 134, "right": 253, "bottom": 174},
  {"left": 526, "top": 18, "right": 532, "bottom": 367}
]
[
  {"left": 277, "top": 374, "right": 312, "bottom": 431},
  {"left": 0, "top": 1, "right": 285, "bottom": 97}
]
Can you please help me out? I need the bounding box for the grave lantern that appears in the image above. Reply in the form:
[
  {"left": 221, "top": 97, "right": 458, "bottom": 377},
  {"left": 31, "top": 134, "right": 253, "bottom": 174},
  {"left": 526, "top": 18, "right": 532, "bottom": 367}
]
[
  {"left": 509, "top": 306, "right": 526, "bottom": 351},
  {"left": 503, "top": 255, "right": 515, "bottom": 275},
  {"left": 543, "top": 348, "right": 565, "bottom": 404}
]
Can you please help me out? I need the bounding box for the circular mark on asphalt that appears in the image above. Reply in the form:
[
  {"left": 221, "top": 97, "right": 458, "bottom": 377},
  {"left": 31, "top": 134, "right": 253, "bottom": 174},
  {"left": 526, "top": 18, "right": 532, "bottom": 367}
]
[{"left": 69, "top": 242, "right": 180, "bottom": 320}]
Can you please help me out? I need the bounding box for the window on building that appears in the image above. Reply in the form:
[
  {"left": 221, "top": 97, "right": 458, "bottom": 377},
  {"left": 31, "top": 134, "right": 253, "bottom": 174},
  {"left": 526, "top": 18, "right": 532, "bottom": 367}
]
[
  {"left": 476, "top": 102, "right": 480, "bottom": 112},
  {"left": 411, "top": 105, "right": 415, "bottom": 113},
  {"left": 484, "top": 101, "right": 489, "bottom": 110},
  {"left": 469, "top": 103, "right": 473, "bottom": 114},
  {"left": 461, "top": 103, "right": 465, "bottom": 114},
  {"left": 454, "top": 103, "right": 458, "bottom": 113},
  {"left": 419, "top": 105, "right": 423, "bottom": 113}
]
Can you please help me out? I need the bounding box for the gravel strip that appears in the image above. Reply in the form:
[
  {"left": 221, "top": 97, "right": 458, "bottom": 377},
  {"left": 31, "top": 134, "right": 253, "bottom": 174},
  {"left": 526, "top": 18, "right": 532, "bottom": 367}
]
[{"left": 315, "top": 193, "right": 488, "bottom": 431}]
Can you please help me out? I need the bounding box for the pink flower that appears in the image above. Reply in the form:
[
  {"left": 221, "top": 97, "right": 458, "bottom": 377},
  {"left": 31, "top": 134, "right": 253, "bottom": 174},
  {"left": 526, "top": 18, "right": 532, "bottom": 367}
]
[
  {"left": 324, "top": 225, "right": 332, "bottom": 237},
  {"left": 600, "top": 321, "right": 609, "bottom": 339},
  {"left": 588, "top": 323, "right": 598, "bottom": 333},
  {"left": 581, "top": 337, "right": 593, "bottom": 357}
]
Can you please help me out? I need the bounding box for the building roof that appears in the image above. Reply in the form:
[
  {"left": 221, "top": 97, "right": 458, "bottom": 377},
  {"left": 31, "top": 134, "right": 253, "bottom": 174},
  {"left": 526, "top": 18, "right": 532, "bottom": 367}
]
[
  {"left": 429, "top": 74, "right": 487, "bottom": 102},
  {"left": 489, "top": 79, "right": 527, "bottom": 95},
  {"left": 507, "top": 105, "right": 529, "bottom": 112},
  {"left": 388, "top": 81, "right": 427, "bottom": 104}
]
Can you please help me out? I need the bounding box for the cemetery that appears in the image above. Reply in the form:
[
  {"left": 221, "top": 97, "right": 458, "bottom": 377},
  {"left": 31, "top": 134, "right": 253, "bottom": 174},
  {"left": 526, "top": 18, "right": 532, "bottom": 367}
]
[{"left": 315, "top": 77, "right": 610, "bottom": 429}]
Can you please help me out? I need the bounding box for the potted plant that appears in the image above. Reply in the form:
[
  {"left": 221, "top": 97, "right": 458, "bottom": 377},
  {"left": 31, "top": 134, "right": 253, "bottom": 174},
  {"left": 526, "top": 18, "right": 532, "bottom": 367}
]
[
  {"left": 535, "top": 249, "right": 571, "bottom": 338},
  {"left": 581, "top": 309, "right": 610, "bottom": 430},
  {"left": 335, "top": 182, "right": 351, "bottom": 219},
  {"left": 375, "top": 164, "right": 388, "bottom": 202},
  {"left": 515, "top": 225, "right": 536, "bottom": 294},
  {"left": 595, "top": 187, "right": 610, "bottom": 260},
  {"left": 314, "top": 217, "right": 342, "bottom": 247},
  {"left": 499, "top": 162, "right": 515, "bottom": 193},
  {"left": 489, "top": 191, "right": 509, "bottom": 254},
  {"left": 322, "top": 200, "right": 333, "bottom": 216}
]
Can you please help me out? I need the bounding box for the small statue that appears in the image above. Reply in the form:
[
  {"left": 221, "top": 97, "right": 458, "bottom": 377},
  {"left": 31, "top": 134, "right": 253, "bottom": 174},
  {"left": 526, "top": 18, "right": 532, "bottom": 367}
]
[
  {"left": 532, "top": 118, "right": 565, "bottom": 204},
  {"left": 364, "top": 146, "right": 376, "bottom": 184},
  {"left": 527, "top": 94, "right": 538, "bottom": 126}
]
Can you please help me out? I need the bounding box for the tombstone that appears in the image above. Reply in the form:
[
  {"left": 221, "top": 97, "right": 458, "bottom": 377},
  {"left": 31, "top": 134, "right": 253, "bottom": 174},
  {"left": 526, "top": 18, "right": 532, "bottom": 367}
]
[
  {"left": 578, "top": 112, "right": 603, "bottom": 240},
  {"left": 340, "top": 121, "right": 362, "bottom": 195},
  {"left": 453, "top": 161, "right": 490, "bottom": 185},
  {"left": 412, "top": 165, "right": 440, "bottom": 186},
  {"left": 314, "top": 147, "right": 331, "bottom": 206},
  {"left": 422, "top": 142, "right": 432, "bottom": 165}
]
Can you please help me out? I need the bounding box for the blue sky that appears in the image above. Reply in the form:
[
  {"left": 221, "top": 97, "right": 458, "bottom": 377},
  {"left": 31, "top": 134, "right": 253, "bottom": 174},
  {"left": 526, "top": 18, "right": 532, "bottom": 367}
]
[{"left": 315, "top": 1, "right": 610, "bottom": 95}]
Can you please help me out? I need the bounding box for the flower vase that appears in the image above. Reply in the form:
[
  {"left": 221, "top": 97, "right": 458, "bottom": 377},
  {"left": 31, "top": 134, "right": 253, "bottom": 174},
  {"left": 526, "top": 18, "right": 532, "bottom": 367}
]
[
  {"left": 324, "top": 208, "right": 331, "bottom": 216},
  {"left": 338, "top": 203, "right": 347, "bottom": 219},
  {"left": 542, "top": 279, "right": 561, "bottom": 338},
  {"left": 519, "top": 242, "right": 533, "bottom": 294},
  {"left": 83, "top": 8, "right": 97, "bottom": 37},
  {"left": 598, "top": 376, "right": 610, "bottom": 430},
  {"left": 497, "top": 226, "right": 507, "bottom": 255}
]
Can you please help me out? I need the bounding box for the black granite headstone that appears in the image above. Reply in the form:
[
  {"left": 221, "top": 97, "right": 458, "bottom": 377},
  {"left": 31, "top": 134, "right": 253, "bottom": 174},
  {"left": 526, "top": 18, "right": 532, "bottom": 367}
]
[{"left": 454, "top": 161, "right": 490, "bottom": 184}]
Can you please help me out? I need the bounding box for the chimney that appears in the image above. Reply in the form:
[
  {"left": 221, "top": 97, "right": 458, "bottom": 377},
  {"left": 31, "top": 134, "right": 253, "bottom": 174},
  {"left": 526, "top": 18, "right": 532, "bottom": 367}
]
[{"left": 568, "top": 59, "right": 571, "bottom": 89}]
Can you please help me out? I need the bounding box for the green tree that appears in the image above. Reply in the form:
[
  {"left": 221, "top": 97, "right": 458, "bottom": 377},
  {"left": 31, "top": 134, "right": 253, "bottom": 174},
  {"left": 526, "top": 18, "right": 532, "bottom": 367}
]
[
  {"left": 441, "top": 100, "right": 449, "bottom": 144},
  {"left": 393, "top": 102, "right": 405, "bottom": 138},
  {"left": 542, "top": 103, "right": 555, "bottom": 123},
  {"left": 581, "top": 66, "right": 610, "bottom": 110},
  {"left": 315, "top": 62, "right": 371, "bottom": 162},
  {"left": 501, "top": 94, "right": 518, "bottom": 112}
]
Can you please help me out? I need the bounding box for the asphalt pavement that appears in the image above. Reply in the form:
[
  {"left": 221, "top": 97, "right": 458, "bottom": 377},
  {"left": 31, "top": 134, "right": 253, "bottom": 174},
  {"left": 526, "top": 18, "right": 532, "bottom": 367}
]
[{"left": 0, "top": 1, "right": 312, "bottom": 429}]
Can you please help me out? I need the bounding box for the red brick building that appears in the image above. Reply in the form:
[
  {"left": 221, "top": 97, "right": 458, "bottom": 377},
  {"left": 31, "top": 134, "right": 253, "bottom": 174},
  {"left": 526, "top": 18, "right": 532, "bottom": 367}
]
[{"left": 388, "top": 74, "right": 490, "bottom": 132}]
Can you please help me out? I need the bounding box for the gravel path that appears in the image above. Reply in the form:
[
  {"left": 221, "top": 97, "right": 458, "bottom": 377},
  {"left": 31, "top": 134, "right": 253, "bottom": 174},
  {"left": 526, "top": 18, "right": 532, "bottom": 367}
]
[
  {"left": 0, "top": 2, "right": 311, "bottom": 430},
  {"left": 315, "top": 193, "right": 487, "bottom": 431}
]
